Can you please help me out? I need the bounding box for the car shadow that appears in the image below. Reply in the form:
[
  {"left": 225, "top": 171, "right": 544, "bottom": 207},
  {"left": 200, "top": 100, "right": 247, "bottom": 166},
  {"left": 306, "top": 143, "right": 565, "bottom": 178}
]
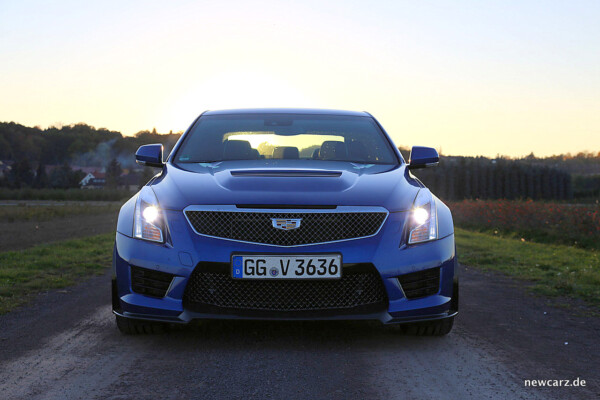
[{"left": 126, "top": 319, "right": 453, "bottom": 351}]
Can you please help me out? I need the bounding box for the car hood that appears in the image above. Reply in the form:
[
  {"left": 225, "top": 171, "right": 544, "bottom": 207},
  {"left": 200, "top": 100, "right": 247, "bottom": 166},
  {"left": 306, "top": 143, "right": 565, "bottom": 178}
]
[{"left": 151, "top": 160, "right": 420, "bottom": 212}]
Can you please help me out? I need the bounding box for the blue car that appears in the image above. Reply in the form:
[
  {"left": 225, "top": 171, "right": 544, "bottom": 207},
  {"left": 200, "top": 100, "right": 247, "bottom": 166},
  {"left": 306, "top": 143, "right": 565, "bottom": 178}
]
[{"left": 113, "top": 109, "right": 458, "bottom": 335}]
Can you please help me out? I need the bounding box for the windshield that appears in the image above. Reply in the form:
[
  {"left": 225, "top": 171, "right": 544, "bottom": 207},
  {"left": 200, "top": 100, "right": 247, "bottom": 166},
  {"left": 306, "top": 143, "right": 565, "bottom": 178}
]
[{"left": 174, "top": 114, "right": 398, "bottom": 164}]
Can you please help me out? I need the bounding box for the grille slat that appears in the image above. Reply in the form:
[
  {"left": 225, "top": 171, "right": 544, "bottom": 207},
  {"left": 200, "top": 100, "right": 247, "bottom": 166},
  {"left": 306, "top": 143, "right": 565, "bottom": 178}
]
[
  {"left": 132, "top": 277, "right": 172, "bottom": 289},
  {"left": 131, "top": 266, "right": 175, "bottom": 298},
  {"left": 183, "top": 262, "right": 388, "bottom": 315},
  {"left": 184, "top": 210, "right": 387, "bottom": 246},
  {"left": 398, "top": 268, "right": 441, "bottom": 300},
  {"left": 401, "top": 277, "right": 439, "bottom": 291}
]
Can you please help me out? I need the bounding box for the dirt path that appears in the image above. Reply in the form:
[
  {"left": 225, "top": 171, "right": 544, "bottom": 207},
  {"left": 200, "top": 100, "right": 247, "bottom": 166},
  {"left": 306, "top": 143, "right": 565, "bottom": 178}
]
[
  {"left": 0, "top": 266, "right": 597, "bottom": 399},
  {"left": 0, "top": 213, "right": 118, "bottom": 252}
]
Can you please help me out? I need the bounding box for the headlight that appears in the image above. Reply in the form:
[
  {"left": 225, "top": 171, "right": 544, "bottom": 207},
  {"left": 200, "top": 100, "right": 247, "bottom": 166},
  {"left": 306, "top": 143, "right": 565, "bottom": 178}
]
[
  {"left": 408, "top": 189, "right": 438, "bottom": 244},
  {"left": 134, "top": 186, "right": 165, "bottom": 243}
]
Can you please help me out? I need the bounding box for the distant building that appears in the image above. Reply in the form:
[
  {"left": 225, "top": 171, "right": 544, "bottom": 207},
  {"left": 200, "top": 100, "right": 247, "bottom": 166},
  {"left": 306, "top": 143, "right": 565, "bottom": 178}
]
[
  {"left": 0, "top": 160, "right": 12, "bottom": 179},
  {"left": 80, "top": 171, "right": 106, "bottom": 188},
  {"left": 80, "top": 172, "right": 95, "bottom": 186}
]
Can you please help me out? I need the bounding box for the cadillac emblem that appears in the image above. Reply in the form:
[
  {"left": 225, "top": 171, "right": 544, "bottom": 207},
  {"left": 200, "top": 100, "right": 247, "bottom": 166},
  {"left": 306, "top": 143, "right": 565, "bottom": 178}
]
[{"left": 271, "top": 218, "right": 302, "bottom": 230}]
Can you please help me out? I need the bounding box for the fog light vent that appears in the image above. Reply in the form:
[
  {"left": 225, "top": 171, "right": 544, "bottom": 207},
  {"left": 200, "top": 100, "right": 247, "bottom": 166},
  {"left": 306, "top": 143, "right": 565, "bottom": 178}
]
[
  {"left": 398, "top": 267, "right": 440, "bottom": 300},
  {"left": 131, "top": 266, "right": 174, "bottom": 298}
]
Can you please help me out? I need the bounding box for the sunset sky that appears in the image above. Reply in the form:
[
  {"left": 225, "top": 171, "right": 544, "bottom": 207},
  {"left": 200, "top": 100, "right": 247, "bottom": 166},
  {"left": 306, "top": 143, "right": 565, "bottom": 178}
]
[{"left": 1, "top": 0, "right": 599, "bottom": 157}]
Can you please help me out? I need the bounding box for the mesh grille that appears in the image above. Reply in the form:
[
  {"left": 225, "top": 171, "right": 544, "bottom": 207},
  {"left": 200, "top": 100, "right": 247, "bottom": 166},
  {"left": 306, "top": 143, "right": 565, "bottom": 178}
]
[
  {"left": 398, "top": 267, "right": 440, "bottom": 299},
  {"left": 184, "top": 211, "right": 387, "bottom": 246},
  {"left": 183, "top": 262, "right": 388, "bottom": 314}
]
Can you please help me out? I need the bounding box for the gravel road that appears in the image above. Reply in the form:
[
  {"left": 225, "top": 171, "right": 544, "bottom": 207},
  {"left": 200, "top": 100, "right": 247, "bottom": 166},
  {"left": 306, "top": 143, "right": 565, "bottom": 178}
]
[{"left": 1, "top": 265, "right": 598, "bottom": 400}]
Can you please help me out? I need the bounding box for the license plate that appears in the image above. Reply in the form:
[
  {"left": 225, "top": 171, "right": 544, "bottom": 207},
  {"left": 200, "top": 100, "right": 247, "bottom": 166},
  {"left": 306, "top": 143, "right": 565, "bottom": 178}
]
[{"left": 231, "top": 255, "right": 342, "bottom": 279}]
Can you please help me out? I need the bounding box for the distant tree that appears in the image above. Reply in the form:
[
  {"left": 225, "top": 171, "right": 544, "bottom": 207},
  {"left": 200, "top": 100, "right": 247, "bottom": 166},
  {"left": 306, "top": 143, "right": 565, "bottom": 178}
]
[
  {"left": 49, "top": 166, "right": 65, "bottom": 188},
  {"left": 33, "top": 161, "right": 48, "bottom": 188},
  {"left": 106, "top": 158, "right": 123, "bottom": 188},
  {"left": 8, "top": 159, "right": 34, "bottom": 188},
  {"left": 565, "top": 174, "right": 574, "bottom": 199},
  {"left": 457, "top": 158, "right": 467, "bottom": 198},
  {"left": 398, "top": 147, "right": 411, "bottom": 161},
  {"left": 257, "top": 142, "right": 276, "bottom": 157},
  {"left": 49, "top": 162, "right": 82, "bottom": 189},
  {"left": 471, "top": 161, "right": 479, "bottom": 199},
  {"left": 0, "top": 133, "right": 12, "bottom": 160},
  {"left": 299, "top": 145, "right": 320, "bottom": 158},
  {"left": 138, "top": 167, "right": 156, "bottom": 189}
]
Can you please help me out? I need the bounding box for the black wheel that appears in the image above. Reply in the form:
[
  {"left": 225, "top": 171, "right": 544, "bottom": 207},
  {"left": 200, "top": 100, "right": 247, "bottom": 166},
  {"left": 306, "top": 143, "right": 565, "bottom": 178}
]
[
  {"left": 404, "top": 316, "right": 454, "bottom": 336},
  {"left": 115, "top": 315, "right": 168, "bottom": 335}
]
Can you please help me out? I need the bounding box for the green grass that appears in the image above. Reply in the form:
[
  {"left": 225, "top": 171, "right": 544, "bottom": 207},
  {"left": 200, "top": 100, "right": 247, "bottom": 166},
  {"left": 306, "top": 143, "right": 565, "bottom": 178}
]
[
  {"left": 0, "top": 233, "right": 114, "bottom": 314},
  {"left": 0, "top": 188, "right": 134, "bottom": 201},
  {"left": 456, "top": 228, "right": 600, "bottom": 307},
  {"left": 0, "top": 203, "right": 122, "bottom": 223}
]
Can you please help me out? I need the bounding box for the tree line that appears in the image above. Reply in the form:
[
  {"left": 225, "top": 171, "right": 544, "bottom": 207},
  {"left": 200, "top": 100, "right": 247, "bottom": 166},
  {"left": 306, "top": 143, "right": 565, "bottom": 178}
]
[
  {"left": 1, "top": 121, "right": 598, "bottom": 200},
  {"left": 411, "top": 157, "right": 573, "bottom": 201},
  {"left": 0, "top": 122, "right": 181, "bottom": 190},
  {"left": 0, "top": 122, "right": 181, "bottom": 167},
  {"left": 1, "top": 158, "right": 138, "bottom": 190}
]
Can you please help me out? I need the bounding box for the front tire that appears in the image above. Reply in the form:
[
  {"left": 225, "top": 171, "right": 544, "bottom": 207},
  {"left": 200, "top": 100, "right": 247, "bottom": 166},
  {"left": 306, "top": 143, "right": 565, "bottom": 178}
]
[
  {"left": 115, "top": 315, "right": 168, "bottom": 335},
  {"left": 404, "top": 316, "right": 454, "bottom": 336}
]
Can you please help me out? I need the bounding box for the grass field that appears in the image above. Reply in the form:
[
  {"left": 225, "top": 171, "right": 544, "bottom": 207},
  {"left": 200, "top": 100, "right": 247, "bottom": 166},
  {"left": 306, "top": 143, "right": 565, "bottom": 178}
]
[
  {"left": 0, "top": 203, "right": 122, "bottom": 223},
  {"left": 0, "top": 188, "right": 134, "bottom": 201},
  {"left": 0, "top": 233, "right": 113, "bottom": 314},
  {"left": 455, "top": 228, "right": 600, "bottom": 307}
]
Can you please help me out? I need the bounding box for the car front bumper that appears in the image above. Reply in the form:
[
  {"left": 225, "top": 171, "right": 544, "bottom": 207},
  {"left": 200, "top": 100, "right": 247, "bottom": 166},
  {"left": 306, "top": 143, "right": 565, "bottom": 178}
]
[{"left": 113, "top": 209, "right": 458, "bottom": 324}]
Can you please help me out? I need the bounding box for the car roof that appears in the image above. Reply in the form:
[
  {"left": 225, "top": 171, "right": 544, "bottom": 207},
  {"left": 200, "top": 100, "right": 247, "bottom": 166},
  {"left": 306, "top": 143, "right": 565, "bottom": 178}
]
[{"left": 202, "top": 108, "right": 371, "bottom": 117}]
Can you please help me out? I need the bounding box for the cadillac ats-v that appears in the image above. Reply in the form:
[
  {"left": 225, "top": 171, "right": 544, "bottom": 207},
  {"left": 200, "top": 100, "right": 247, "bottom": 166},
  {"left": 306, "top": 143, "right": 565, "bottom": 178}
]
[{"left": 113, "top": 109, "right": 458, "bottom": 335}]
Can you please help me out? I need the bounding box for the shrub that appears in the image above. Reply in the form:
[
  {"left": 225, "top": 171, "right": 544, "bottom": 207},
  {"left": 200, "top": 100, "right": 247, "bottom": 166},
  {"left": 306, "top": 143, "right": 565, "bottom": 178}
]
[{"left": 449, "top": 200, "right": 600, "bottom": 250}]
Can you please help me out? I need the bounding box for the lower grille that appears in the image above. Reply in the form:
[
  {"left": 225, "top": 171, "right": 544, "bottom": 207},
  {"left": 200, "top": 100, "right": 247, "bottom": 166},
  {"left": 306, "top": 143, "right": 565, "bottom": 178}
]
[
  {"left": 183, "top": 262, "right": 388, "bottom": 317},
  {"left": 131, "top": 266, "right": 174, "bottom": 298},
  {"left": 398, "top": 267, "right": 440, "bottom": 299}
]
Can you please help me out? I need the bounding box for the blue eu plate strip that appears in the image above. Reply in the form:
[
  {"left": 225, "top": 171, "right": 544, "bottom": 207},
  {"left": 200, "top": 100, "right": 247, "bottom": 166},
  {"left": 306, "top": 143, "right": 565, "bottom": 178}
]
[{"left": 232, "top": 256, "right": 243, "bottom": 278}]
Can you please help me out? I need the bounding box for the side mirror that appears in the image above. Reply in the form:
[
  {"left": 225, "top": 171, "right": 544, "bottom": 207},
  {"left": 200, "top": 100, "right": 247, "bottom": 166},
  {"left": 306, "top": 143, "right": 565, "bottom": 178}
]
[
  {"left": 408, "top": 146, "right": 439, "bottom": 169},
  {"left": 136, "top": 144, "right": 164, "bottom": 168}
]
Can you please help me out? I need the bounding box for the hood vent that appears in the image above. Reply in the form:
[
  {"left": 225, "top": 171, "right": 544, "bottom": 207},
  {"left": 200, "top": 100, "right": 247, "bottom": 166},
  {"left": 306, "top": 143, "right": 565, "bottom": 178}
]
[
  {"left": 231, "top": 170, "right": 342, "bottom": 178},
  {"left": 236, "top": 204, "right": 337, "bottom": 209}
]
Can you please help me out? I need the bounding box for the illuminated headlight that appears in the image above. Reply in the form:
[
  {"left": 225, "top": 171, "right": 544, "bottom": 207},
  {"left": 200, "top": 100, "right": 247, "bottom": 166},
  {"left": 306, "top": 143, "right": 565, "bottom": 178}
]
[
  {"left": 413, "top": 207, "right": 429, "bottom": 226},
  {"left": 134, "top": 187, "right": 165, "bottom": 243},
  {"left": 408, "top": 190, "right": 438, "bottom": 244}
]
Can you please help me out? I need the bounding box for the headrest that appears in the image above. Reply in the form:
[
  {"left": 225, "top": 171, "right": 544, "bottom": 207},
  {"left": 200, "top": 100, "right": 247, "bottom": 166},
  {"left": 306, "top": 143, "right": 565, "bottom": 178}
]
[
  {"left": 272, "top": 146, "right": 299, "bottom": 159},
  {"left": 223, "top": 140, "right": 253, "bottom": 160},
  {"left": 319, "top": 141, "right": 347, "bottom": 160}
]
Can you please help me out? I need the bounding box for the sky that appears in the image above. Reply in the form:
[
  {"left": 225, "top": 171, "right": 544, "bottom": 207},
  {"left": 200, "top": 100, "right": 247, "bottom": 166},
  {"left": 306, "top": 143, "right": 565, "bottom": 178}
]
[{"left": 1, "top": 0, "right": 599, "bottom": 157}]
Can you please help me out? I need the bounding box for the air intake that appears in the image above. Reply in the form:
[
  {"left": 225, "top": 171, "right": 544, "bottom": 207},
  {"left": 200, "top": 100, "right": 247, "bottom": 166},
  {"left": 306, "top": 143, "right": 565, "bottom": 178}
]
[
  {"left": 183, "top": 262, "right": 388, "bottom": 317},
  {"left": 131, "top": 266, "right": 174, "bottom": 298},
  {"left": 236, "top": 204, "right": 337, "bottom": 210},
  {"left": 398, "top": 267, "right": 440, "bottom": 300},
  {"left": 231, "top": 170, "right": 342, "bottom": 177}
]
